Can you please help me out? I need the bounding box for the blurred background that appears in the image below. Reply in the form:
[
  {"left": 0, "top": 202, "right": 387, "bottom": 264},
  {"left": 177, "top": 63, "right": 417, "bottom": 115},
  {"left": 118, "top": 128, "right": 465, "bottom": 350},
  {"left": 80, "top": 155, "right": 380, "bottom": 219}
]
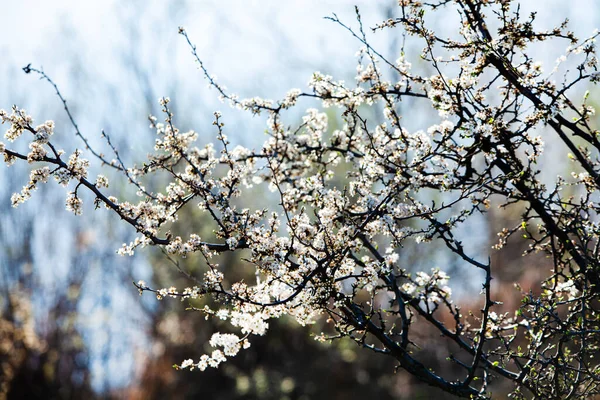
[{"left": 0, "top": 1, "right": 599, "bottom": 399}]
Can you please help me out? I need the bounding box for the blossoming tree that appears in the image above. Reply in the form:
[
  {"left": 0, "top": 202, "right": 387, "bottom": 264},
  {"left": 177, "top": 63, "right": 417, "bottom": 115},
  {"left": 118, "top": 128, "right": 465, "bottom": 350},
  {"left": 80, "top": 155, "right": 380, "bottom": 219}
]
[{"left": 2, "top": 0, "right": 600, "bottom": 398}]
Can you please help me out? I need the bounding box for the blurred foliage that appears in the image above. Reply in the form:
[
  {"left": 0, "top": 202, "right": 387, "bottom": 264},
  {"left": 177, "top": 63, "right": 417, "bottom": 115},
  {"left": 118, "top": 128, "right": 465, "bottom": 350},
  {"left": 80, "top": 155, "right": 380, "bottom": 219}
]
[{"left": 1, "top": 286, "right": 94, "bottom": 400}]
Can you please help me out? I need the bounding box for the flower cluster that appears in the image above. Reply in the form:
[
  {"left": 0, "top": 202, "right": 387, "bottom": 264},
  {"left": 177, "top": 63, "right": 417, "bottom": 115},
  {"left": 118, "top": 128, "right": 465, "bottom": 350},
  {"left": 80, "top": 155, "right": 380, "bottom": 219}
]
[
  {"left": 401, "top": 268, "right": 452, "bottom": 304},
  {"left": 1, "top": 106, "right": 33, "bottom": 142},
  {"left": 178, "top": 333, "right": 250, "bottom": 371}
]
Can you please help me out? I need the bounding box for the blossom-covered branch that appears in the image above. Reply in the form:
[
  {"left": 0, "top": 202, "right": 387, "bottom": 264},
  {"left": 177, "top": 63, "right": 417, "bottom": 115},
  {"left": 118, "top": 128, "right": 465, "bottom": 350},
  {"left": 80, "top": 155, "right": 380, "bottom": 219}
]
[{"left": 3, "top": 1, "right": 600, "bottom": 398}]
